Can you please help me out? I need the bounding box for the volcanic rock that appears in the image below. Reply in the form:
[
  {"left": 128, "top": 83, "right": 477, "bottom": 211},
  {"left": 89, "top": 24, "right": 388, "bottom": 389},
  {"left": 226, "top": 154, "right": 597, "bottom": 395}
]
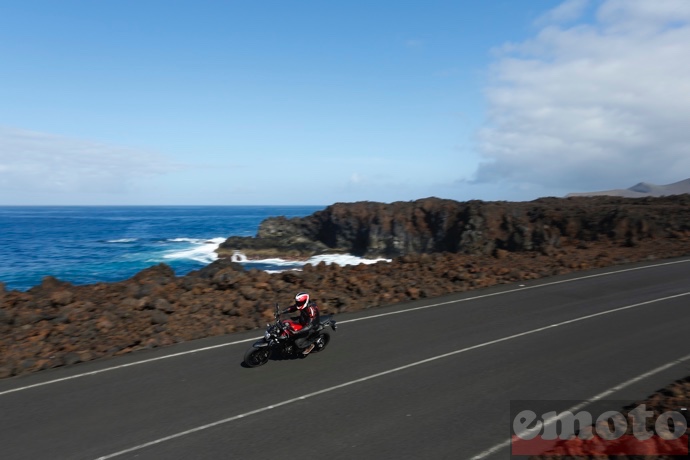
[{"left": 218, "top": 195, "right": 690, "bottom": 259}]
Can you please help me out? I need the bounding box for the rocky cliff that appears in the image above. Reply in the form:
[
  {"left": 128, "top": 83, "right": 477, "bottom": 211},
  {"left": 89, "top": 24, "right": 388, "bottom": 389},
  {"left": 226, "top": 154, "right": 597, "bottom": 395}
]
[{"left": 218, "top": 195, "right": 690, "bottom": 259}]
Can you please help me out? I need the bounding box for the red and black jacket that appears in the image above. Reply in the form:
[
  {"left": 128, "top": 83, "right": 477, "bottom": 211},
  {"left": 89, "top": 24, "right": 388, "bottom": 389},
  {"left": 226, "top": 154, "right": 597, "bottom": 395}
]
[{"left": 283, "top": 301, "right": 320, "bottom": 335}]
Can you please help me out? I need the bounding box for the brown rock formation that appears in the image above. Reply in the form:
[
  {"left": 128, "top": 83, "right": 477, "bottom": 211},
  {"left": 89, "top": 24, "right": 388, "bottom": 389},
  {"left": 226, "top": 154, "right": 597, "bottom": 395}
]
[{"left": 217, "top": 195, "right": 690, "bottom": 259}]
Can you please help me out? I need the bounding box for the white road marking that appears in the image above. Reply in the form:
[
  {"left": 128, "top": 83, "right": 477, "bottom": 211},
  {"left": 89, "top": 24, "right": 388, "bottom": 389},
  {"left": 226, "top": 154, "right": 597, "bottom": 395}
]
[
  {"left": 1, "top": 258, "right": 689, "bottom": 397},
  {"left": 0, "top": 338, "right": 257, "bottom": 397},
  {"left": 332, "top": 258, "right": 690, "bottom": 324},
  {"left": 94, "top": 291, "right": 690, "bottom": 460},
  {"left": 469, "top": 352, "right": 690, "bottom": 459}
]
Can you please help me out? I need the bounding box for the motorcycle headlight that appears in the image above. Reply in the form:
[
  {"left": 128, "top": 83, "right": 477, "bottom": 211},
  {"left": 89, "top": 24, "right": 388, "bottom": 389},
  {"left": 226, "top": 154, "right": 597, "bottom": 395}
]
[{"left": 264, "top": 331, "right": 271, "bottom": 340}]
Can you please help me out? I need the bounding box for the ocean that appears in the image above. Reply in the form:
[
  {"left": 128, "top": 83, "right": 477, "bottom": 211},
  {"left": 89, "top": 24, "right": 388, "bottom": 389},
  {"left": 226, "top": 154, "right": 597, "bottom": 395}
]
[{"left": 0, "top": 206, "right": 385, "bottom": 292}]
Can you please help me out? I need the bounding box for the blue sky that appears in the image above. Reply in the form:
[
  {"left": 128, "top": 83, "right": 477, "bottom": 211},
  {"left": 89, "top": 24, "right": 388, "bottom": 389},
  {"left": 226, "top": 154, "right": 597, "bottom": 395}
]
[{"left": 1, "top": 0, "right": 689, "bottom": 205}]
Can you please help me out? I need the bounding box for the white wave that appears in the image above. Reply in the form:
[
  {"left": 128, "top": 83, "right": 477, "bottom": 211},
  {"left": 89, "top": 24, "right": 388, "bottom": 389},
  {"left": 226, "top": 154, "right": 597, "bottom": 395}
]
[
  {"left": 230, "top": 251, "right": 248, "bottom": 263},
  {"left": 162, "top": 237, "right": 226, "bottom": 264},
  {"left": 248, "top": 258, "right": 302, "bottom": 266},
  {"left": 233, "top": 253, "right": 391, "bottom": 273},
  {"left": 242, "top": 258, "right": 304, "bottom": 270},
  {"left": 306, "top": 254, "right": 391, "bottom": 266},
  {"left": 106, "top": 238, "right": 138, "bottom": 243},
  {"left": 167, "top": 237, "right": 205, "bottom": 244}
]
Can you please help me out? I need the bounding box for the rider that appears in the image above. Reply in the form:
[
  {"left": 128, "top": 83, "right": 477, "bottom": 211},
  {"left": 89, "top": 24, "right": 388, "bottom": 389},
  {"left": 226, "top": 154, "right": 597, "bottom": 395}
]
[{"left": 282, "top": 292, "right": 320, "bottom": 355}]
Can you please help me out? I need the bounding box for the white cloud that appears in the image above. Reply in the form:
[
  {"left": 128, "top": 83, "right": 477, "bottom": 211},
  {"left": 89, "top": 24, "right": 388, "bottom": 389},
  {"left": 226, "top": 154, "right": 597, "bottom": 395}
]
[
  {"left": 598, "top": 0, "right": 690, "bottom": 32},
  {"left": 474, "top": 0, "right": 690, "bottom": 195},
  {"left": 0, "top": 126, "right": 180, "bottom": 201},
  {"left": 535, "top": 0, "right": 590, "bottom": 26}
]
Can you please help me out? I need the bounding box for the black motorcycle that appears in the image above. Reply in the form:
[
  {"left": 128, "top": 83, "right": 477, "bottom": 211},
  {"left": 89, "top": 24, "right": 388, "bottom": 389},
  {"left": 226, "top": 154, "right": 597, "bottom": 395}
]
[{"left": 243, "top": 305, "right": 337, "bottom": 368}]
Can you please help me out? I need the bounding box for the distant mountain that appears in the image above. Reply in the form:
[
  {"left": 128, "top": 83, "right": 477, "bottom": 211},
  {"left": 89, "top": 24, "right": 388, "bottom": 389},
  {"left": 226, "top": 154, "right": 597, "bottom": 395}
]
[{"left": 567, "top": 178, "right": 690, "bottom": 198}]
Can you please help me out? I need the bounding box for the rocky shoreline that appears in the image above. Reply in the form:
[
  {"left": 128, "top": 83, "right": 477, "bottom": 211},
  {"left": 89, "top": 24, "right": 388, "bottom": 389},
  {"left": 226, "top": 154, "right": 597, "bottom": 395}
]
[{"left": 218, "top": 195, "right": 690, "bottom": 259}]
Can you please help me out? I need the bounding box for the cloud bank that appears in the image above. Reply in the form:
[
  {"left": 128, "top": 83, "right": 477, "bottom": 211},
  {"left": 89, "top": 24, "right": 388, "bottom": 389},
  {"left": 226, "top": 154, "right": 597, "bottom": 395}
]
[
  {"left": 475, "top": 0, "right": 690, "bottom": 196},
  {"left": 0, "top": 126, "right": 178, "bottom": 203}
]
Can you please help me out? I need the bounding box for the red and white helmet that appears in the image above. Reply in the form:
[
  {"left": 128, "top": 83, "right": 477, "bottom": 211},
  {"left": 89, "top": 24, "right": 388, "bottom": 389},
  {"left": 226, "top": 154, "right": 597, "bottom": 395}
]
[{"left": 294, "top": 292, "right": 310, "bottom": 310}]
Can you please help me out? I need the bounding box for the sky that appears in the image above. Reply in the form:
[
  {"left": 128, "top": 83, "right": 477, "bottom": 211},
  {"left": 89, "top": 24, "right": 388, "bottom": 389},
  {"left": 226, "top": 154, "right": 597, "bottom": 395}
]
[{"left": 1, "top": 0, "right": 689, "bottom": 205}]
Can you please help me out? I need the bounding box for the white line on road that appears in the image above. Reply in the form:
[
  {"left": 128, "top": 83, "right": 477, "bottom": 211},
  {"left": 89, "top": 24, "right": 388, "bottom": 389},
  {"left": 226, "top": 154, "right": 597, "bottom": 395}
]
[
  {"left": 94, "top": 291, "right": 690, "bottom": 460},
  {"left": 338, "top": 258, "right": 690, "bottom": 324},
  {"left": 0, "top": 338, "right": 257, "bottom": 397},
  {"left": 1, "top": 258, "right": 689, "bottom": 397}
]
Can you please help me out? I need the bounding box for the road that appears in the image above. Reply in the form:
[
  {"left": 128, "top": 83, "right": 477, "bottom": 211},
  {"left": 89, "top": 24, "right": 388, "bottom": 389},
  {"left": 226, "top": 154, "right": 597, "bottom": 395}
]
[{"left": 2, "top": 257, "right": 690, "bottom": 459}]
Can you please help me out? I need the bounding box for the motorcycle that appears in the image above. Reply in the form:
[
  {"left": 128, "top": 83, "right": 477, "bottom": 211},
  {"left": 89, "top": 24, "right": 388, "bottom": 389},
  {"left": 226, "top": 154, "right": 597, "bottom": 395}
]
[{"left": 243, "top": 304, "right": 337, "bottom": 368}]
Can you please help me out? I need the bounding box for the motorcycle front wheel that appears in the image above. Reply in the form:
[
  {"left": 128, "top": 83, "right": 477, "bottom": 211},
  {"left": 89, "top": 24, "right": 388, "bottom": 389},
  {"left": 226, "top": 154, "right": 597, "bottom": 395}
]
[{"left": 244, "top": 347, "right": 270, "bottom": 367}]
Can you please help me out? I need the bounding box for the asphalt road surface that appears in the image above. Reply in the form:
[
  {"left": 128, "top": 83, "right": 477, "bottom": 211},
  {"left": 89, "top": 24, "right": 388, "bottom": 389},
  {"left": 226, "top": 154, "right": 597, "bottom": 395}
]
[{"left": 2, "top": 257, "right": 690, "bottom": 460}]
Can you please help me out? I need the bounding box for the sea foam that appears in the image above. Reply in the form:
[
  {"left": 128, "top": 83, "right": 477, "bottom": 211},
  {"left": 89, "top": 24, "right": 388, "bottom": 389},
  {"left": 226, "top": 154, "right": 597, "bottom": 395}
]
[
  {"left": 163, "top": 237, "right": 226, "bottom": 264},
  {"left": 306, "top": 254, "right": 390, "bottom": 266},
  {"left": 231, "top": 251, "right": 391, "bottom": 273}
]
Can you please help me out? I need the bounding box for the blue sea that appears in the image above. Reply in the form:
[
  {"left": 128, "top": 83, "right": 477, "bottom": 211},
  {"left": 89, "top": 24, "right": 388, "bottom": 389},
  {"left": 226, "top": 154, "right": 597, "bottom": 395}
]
[{"left": 0, "top": 206, "right": 326, "bottom": 291}]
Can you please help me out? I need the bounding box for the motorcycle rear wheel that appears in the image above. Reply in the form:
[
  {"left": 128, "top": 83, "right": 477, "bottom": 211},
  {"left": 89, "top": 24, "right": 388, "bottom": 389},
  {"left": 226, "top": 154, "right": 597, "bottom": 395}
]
[
  {"left": 244, "top": 347, "right": 270, "bottom": 367},
  {"left": 311, "top": 332, "right": 330, "bottom": 354}
]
